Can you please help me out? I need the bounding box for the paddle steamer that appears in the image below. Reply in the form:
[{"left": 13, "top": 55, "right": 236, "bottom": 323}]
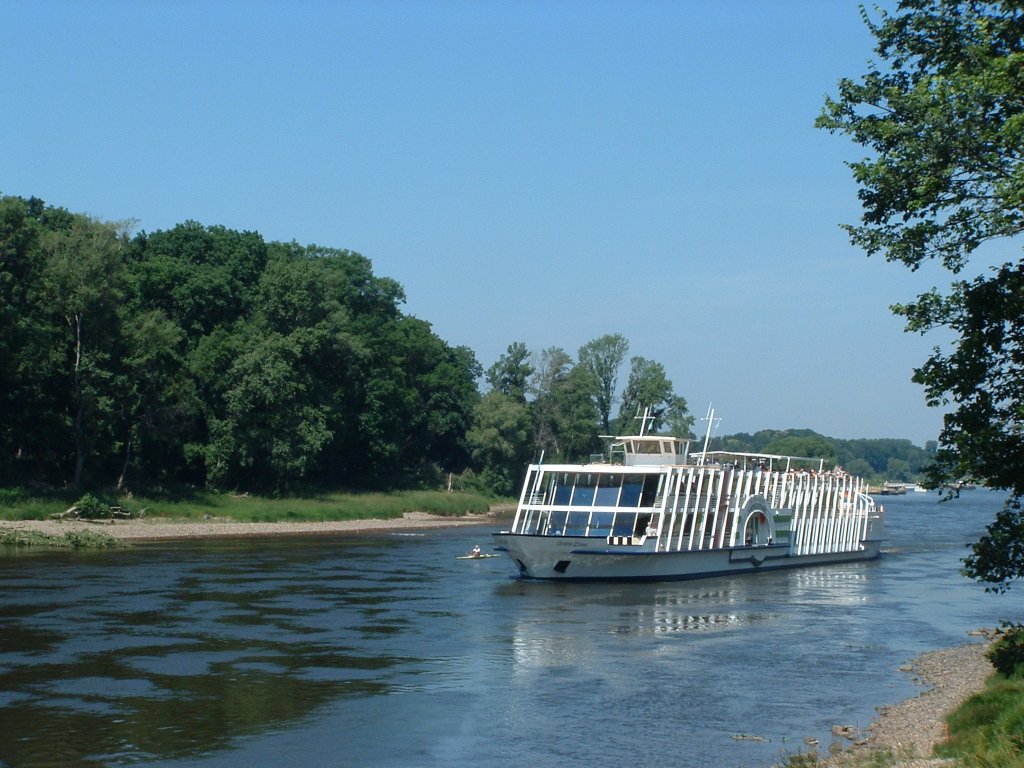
[{"left": 492, "top": 410, "right": 884, "bottom": 581}]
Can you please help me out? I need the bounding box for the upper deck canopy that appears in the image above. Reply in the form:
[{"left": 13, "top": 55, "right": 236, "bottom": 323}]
[{"left": 613, "top": 434, "right": 692, "bottom": 466}]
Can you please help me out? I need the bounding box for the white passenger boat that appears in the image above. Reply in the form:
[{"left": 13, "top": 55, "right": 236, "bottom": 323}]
[{"left": 492, "top": 412, "right": 884, "bottom": 581}]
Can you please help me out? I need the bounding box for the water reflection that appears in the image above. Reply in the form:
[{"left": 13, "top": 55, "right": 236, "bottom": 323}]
[
  {"left": 0, "top": 542, "right": 412, "bottom": 768},
  {"left": 506, "top": 562, "right": 879, "bottom": 674}
]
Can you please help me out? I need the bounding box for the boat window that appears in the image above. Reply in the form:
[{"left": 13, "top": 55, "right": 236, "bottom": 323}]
[
  {"left": 570, "top": 473, "right": 596, "bottom": 506},
  {"left": 565, "top": 511, "right": 589, "bottom": 534},
  {"left": 613, "top": 511, "right": 636, "bottom": 536},
  {"left": 553, "top": 473, "right": 573, "bottom": 505},
  {"left": 523, "top": 469, "right": 541, "bottom": 503},
  {"left": 589, "top": 511, "right": 614, "bottom": 535},
  {"left": 547, "top": 510, "right": 567, "bottom": 535},
  {"left": 541, "top": 472, "right": 557, "bottom": 504},
  {"left": 518, "top": 509, "right": 541, "bottom": 534},
  {"left": 640, "top": 474, "right": 662, "bottom": 506},
  {"left": 595, "top": 474, "right": 620, "bottom": 506},
  {"left": 619, "top": 475, "right": 644, "bottom": 506}
]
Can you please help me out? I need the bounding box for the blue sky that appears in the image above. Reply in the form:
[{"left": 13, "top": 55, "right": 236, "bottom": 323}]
[{"left": 2, "top": 1, "right": 972, "bottom": 445}]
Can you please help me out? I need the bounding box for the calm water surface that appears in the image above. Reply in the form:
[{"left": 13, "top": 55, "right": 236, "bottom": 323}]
[{"left": 1, "top": 491, "right": 1022, "bottom": 768}]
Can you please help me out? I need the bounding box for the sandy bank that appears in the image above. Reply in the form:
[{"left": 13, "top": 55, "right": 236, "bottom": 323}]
[{"left": 0, "top": 511, "right": 499, "bottom": 542}]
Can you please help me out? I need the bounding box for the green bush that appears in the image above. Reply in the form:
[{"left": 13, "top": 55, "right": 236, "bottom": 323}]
[
  {"left": 987, "top": 623, "right": 1024, "bottom": 678},
  {"left": 72, "top": 493, "right": 110, "bottom": 519}
]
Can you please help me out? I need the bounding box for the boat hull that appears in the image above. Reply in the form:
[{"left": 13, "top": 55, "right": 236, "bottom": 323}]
[{"left": 491, "top": 532, "right": 883, "bottom": 582}]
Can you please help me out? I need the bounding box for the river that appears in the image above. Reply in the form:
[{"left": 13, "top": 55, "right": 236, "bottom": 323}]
[{"left": 0, "top": 490, "right": 1021, "bottom": 768}]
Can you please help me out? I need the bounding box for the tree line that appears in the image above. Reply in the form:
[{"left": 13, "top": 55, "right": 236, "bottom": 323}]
[
  {"left": 713, "top": 430, "right": 936, "bottom": 485},
  {"left": 0, "top": 193, "right": 942, "bottom": 499},
  {"left": 0, "top": 194, "right": 695, "bottom": 496},
  {"left": 468, "top": 336, "right": 692, "bottom": 494},
  {"left": 0, "top": 195, "right": 480, "bottom": 493}
]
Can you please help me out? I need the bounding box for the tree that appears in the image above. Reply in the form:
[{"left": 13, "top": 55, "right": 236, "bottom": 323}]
[
  {"left": 529, "top": 346, "right": 574, "bottom": 457},
  {"left": 466, "top": 391, "right": 533, "bottom": 496},
  {"left": 554, "top": 365, "right": 603, "bottom": 461},
  {"left": 41, "top": 216, "right": 128, "bottom": 487},
  {"left": 818, "top": 1, "right": 1024, "bottom": 589},
  {"left": 762, "top": 435, "right": 837, "bottom": 465},
  {"left": 130, "top": 222, "right": 268, "bottom": 339},
  {"left": 115, "top": 308, "right": 195, "bottom": 489},
  {"left": 486, "top": 341, "right": 533, "bottom": 403},
  {"left": 528, "top": 347, "right": 601, "bottom": 461},
  {"left": 205, "top": 332, "right": 332, "bottom": 491},
  {"left": 847, "top": 458, "right": 875, "bottom": 480},
  {"left": 0, "top": 196, "right": 52, "bottom": 482},
  {"left": 577, "top": 333, "right": 628, "bottom": 433},
  {"left": 614, "top": 356, "right": 691, "bottom": 436}
]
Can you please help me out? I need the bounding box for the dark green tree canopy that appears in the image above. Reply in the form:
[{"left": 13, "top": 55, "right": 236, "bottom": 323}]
[
  {"left": 819, "top": 0, "right": 1024, "bottom": 589},
  {"left": 577, "top": 333, "right": 629, "bottom": 433},
  {"left": 485, "top": 341, "right": 533, "bottom": 404},
  {"left": 0, "top": 195, "right": 480, "bottom": 493},
  {"left": 614, "top": 356, "right": 691, "bottom": 436}
]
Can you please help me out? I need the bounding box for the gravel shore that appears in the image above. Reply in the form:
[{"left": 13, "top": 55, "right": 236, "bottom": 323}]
[
  {"left": 823, "top": 639, "right": 993, "bottom": 767},
  {"left": 0, "top": 511, "right": 497, "bottom": 541}
]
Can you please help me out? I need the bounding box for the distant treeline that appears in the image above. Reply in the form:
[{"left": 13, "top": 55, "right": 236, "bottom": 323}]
[
  {"left": 0, "top": 194, "right": 931, "bottom": 496},
  {"left": 712, "top": 429, "right": 936, "bottom": 484}
]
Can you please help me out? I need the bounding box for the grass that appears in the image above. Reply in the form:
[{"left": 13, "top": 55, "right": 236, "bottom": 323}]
[
  {"left": 936, "top": 671, "right": 1024, "bottom": 768},
  {"left": 0, "top": 486, "right": 500, "bottom": 523}
]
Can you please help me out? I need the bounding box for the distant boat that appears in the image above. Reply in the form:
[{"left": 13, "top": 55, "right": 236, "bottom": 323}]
[
  {"left": 874, "top": 483, "right": 907, "bottom": 496},
  {"left": 492, "top": 408, "right": 884, "bottom": 582}
]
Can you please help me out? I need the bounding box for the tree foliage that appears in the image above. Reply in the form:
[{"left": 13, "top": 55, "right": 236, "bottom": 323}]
[
  {"left": 818, "top": 1, "right": 1024, "bottom": 588},
  {"left": 469, "top": 337, "right": 691, "bottom": 490},
  {"left": 615, "top": 356, "right": 692, "bottom": 436},
  {"left": 0, "top": 195, "right": 480, "bottom": 493},
  {"left": 485, "top": 341, "right": 533, "bottom": 404},
  {"left": 716, "top": 429, "right": 932, "bottom": 479},
  {"left": 466, "top": 391, "right": 533, "bottom": 496},
  {"left": 577, "top": 333, "right": 629, "bottom": 433}
]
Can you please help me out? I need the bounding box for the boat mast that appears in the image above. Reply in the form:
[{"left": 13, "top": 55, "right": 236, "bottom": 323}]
[
  {"left": 635, "top": 406, "right": 654, "bottom": 437},
  {"left": 698, "top": 404, "right": 719, "bottom": 465}
]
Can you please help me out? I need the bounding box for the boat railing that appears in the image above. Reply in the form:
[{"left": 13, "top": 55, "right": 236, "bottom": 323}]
[
  {"left": 694, "top": 450, "right": 828, "bottom": 473},
  {"left": 527, "top": 489, "right": 547, "bottom": 505}
]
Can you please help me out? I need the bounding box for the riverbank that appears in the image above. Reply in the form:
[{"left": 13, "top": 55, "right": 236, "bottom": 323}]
[
  {"left": 821, "top": 639, "right": 993, "bottom": 767},
  {"left": 0, "top": 510, "right": 501, "bottom": 542}
]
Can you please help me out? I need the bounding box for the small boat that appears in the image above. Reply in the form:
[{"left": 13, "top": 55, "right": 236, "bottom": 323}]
[
  {"left": 492, "top": 408, "right": 884, "bottom": 581},
  {"left": 456, "top": 546, "right": 500, "bottom": 560}
]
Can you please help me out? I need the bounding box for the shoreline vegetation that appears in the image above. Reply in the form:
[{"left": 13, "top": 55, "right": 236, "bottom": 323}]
[
  {"left": 0, "top": 507, "right": 503, "bottom": 544},
  {"left": 0, "top": 487, "right": 511, "bottom": 547}
]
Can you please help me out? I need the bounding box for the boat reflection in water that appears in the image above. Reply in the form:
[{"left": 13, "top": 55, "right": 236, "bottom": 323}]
[{"left": 505, "top": 562, "right": 876, "bottom": 674}]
